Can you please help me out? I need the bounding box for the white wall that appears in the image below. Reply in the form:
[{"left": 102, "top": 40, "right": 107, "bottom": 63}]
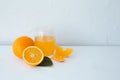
[{"left": 0, "top": 0, "right": 120, "bottom": 45}]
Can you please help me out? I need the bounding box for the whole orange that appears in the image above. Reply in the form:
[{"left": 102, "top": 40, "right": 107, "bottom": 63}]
[{"left": 12, "top": 36, "right": 34, "bottom": 58}]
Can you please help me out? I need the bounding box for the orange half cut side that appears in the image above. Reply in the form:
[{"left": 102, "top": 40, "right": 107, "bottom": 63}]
[{"left": 22, "top": 46, "right": 44, "bottom": 66}]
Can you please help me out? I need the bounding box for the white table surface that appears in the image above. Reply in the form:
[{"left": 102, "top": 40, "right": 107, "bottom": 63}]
[{"left": 0, "top": 45, "right": 120, "bottom": 80}]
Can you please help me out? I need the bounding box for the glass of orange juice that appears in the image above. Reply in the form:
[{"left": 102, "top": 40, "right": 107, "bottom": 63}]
[{"left": 34, "top": 27, "right": 56, "bottom": 56}]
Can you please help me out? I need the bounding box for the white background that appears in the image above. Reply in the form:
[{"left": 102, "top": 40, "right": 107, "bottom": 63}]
[
  {"left": 0, "top": 0, "right": 120, "bottom": 46},
  {"left": 1, "top": 46, "right": 120, "bottom": 80}
]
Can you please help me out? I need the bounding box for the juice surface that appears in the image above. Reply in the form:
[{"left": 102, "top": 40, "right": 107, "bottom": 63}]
[{"left": 35, "top": 36, "right": 56, "bottom": 56}]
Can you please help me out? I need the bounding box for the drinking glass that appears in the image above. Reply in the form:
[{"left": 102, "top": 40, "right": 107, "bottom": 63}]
[{"left": 34, "top": 27, "right": 56, "bottom": 56}]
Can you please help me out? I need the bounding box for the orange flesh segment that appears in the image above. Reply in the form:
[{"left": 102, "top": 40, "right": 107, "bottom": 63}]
[
  {"left": 52, "top": 46, "right": 65, "bottom": 62},
  {"left": 62, "top": 48, "right": 73, "bottom": 57},
  {"left": 55, "top": 46, "right": 73, "bottom": 57},
  {"left": 52, "top": 54, "right": 65, "bottom": 62},
  {"left": 53, "top": 46, "right": 73, "bottom": 62},
  {"left": 55, "top": 46, "right": 63, "bottom": 56}
]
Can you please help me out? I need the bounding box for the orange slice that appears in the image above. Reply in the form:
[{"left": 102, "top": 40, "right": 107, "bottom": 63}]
[
  {"left": 52, "top": 46, "right": 65, "bottom": 62},
  {"left": 22, "top": 46, "right": 44, "bottom": 66},
  {"left": 52, "top": 53, "right": 65, "bottom": 62},
  {"left": 55, "top": 46, "right": 73, "bottom": 57},
  {"left": 55, "top": 46, "right": 63, "bottom": 55},
  {"left": 52, "top": 46, "right": 73, "bottom": 62},
  {"left": 62, "top": 48, "right": 73, "bottom": 57}
]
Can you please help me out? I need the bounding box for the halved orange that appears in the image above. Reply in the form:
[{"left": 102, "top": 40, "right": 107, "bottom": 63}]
[{"left": 22, "top": 46, "right": 44, "bottom": 66}]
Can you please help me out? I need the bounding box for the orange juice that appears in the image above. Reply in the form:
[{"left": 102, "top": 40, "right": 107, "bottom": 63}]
[{"left": 34, "top": 36, "right": 56, "bottom": 56}]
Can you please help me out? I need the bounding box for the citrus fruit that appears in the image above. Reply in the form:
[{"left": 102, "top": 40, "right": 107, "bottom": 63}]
[
  {"left": 62, "top": 48, "right": 73, "bottom": 57},
  {"left": 22, "top": 46, "right": 44, "bottom": 66},
  {"left": 52, "top": 46, "right": 65, "bottom": 62},
  {"left": 52, "top": 53, "right": 65, "bottom": 62},
  {"left": 12, "top": 36, "right": 34, "bottom": 58},
  {"left": 55, "top": 46, "right": 73, "bottom": 57},
  {"left": 52, "top": 46, "right": 73, "bottom": 62},
  {"left": 55, "top": 46, "right": 63, "bottom": 55}
]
